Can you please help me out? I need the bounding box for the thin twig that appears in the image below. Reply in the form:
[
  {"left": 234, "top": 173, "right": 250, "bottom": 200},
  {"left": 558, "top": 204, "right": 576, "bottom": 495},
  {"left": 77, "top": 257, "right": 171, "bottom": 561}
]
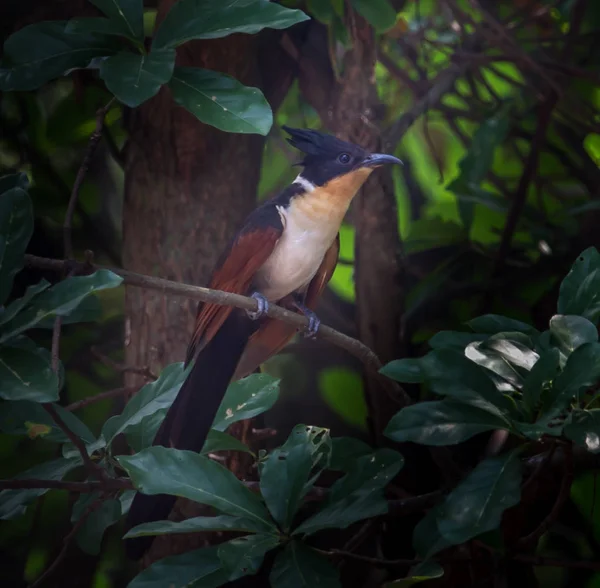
[
  {"left": 66, "top": 386, "right": 138, "bottom": 412},
  {"left": 91, "top": 346, "right": 157, "bottom": 381},
  {"left": 24, "top": 254, "right": 411, "bottom": 406}
]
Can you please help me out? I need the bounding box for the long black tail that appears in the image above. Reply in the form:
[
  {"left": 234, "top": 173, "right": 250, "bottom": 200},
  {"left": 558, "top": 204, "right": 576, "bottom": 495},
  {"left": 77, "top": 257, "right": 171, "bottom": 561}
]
[{"left": 124, "top": 310, "right": 256, "bottom": 560}]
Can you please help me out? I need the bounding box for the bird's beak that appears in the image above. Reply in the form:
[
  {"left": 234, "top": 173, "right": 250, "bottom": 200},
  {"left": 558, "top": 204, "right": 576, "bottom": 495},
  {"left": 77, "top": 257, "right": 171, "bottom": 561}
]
[{"left": 362, "top": 153, "right": 403, "bottom": 168}]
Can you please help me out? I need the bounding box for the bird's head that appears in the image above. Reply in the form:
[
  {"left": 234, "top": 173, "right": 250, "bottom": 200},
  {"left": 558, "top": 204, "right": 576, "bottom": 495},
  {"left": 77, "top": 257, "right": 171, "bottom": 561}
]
[{"left": 282, "top": 126, "right": 402, "bottom": 195}]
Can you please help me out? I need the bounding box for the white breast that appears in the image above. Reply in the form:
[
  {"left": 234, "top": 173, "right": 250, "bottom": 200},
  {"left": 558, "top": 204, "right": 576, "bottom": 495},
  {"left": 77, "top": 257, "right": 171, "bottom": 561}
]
[{"left": 255, "top": 204, "right": 338, "bottom": 302}]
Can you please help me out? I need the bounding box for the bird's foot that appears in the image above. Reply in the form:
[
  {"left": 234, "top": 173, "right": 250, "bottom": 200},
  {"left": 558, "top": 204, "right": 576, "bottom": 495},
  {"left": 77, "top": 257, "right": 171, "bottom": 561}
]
[
  {"left": 247, "top": 292, "right": 270, "bottom": 320},
  {"left": 294, "top": 301, "right": 321, "bottom": 338}
]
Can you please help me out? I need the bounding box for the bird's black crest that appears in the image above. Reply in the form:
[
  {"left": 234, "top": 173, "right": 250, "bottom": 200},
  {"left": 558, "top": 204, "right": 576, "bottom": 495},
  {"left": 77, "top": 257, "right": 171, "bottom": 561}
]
[{"left": 283, "top": 126, "right": 364, "bottom": 161}]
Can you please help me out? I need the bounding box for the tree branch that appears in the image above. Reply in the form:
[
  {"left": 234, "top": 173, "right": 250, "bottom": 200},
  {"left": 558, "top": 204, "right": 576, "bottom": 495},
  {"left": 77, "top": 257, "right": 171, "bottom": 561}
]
[
  {"left": 24, "top": 253, "right": 410, "bottom": 406},
  {"left": 66, "top": 386, "right": 138, "bottom": 412}
]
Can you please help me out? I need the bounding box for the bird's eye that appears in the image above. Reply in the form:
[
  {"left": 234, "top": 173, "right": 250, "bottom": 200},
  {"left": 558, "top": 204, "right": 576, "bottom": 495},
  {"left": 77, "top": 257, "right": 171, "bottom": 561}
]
[{"left": 338, "top": 153, "right": 351, "bottom": 164}]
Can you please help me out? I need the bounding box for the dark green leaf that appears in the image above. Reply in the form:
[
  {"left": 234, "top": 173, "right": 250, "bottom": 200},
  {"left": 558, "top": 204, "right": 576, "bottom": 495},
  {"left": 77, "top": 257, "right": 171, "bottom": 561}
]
[
  {"left": 329, "top": 437, "right": 372, "bottom": 471},
  {"left": 126, "top": 410, "right": 165, "bottom": 453},
  {"left": 552, "top": 342, "right": 600, "bottom": 405},
  {"left": 127, "top": 545, "right": 227, "bottom": 588},
  {"left": 0, "top": 280, "right": 50, "bottom": 325},
  {"left": 66, "top": 17, "right": 137, "bottom": 40},
  {"left": 35, "top": 295, "right": 103, "bottom": 328},
  {"left": 294, "top": 448, "right": 403, "bottom": 536},
  {"left": 403, "top": 219, "right": 466, "bottom": 255},
  {"left": 0, "top": 173, "right": 29, "bottom": 193},
  {"left": 379, "top": 358, "right": 424, "bottom": 383},
  {"left": 102, "top": 362, "right": 187, "bottom": 446},
  {"left": 125, "top": 514, "right": 264, "bottom": 538},
  {"left": 89, "top": 0, "right": 144, "bottom": 41},
  {"left": 412, "top": 505, "right": 453, "bottom": 559},
  {"left": 0, "top": 342, "right": 59, "bottom": 402},
  {"left": 384, "top": 561, "right": 444, "bottom": 587},
  {"left": 0, "top": 188, "right": 33, "bottom": 305},
  {"left": 558, "top": 248, "right": 600, "bottom": 322},
  {"left": 351, "top": 0, "right": 397, "bottom": 32},
  {"left": 74, "top": 498, "right": 121, "bottom": 555},
  {"left": 270, "top": 541, "right": 341, "bottom": 588},
  {"left": 428, "top": 331, "right": 488, "bottom": 351},
  {"left": 202, "top": 429, "right": 253, "bottom": 456},
  {"left": 307, "top": 0, "right": 335, "bottom": 24},
  {"left": 0, "top": 400, "right": 95, "bottom": 443},
  {"left": 0, "top": 270, "right": 123, "bottom": 344},
  {"left": 521, "top": 348, "right": 560, "bottom": 417},
  {"left": 385, "top": 400, "right": 510, "bottom": 446},
  {"left": 564, "top": 409, "right": 600, "bottom": 453},
  {"left": 0, "top": 21, "right": 119, "bottom": 91},
  {"left": 100, "top": 49, "right": 175, "bottom": 107},
  {"left": 549, "top": 314, "right": 598, "bottom": 355},
  {"left": 169, "top": 67, "right": 273, "bottom": 135},
  {"left": 212, "top": 373, "right": 280, "bottom": 431},
  {"left": 218, "top": 534, "right": 280, "bottom": 580},
  {"left": 260, "top": 425, "right": 331, "bottom": 531},
  {"left": 117, "top": 447, "right": 275, "bottom": 532},
  {"left": 0, "top": 457, "right": 81, "bottom": 519},
  {"left": 153, "top": 0, "right": 309, "bottom": 49},
  {"left": 437, "top": 450, "right": 522, "bottom": 544},
  {"left": 467, "top": 314, "right": 538, "bottom": 337}
]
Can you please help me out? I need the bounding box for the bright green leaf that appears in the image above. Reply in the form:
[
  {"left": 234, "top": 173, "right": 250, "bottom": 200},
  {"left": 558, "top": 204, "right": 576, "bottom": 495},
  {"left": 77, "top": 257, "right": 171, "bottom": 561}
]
[
  {"left": 125, "top": 514, "right": 264, "bottom": 538},
  {"left": 212, "top": 373, "right": 280, "bottom": 431},
  {"left": 102, "top": 362, "right": 187, "bottom": 446},
  {"left": 0, "top": 188, "right": 33, "bottom": 306},
  {"left": 549, "top": 314, "right": 598, "bottom": 355},
  {"left": 270, "top": 541, "right": 341, "bottom": 588},
  {"left": 117, "top": 447, "right": 275, "bottom": 532},
  {"left": 0, "top": 270, "right": 123, "bottom": 344},
  {"left": 100, "top": 49, "right": 175, "bottom": 107},
  {"left": 153, "top": 0, "right": 309, "bottom": 49},
  {"left": 0, "top": 457, "right": 81, "bottom": 519},
  {"left": 0, "top": 21, "right": 119, "bottom": 91},
  {"left": 351, "top": 0, "right": 397, "bottom": 33},
  {"left": 385, "top": 400, "right": 509, "bottom": 446},
  {"left": 169, "top": 67, "right": 273, "bottom": 135},
  {"left": 89, "top": 0, "right": 144, "bottom": 41},
  {"left": 558, "top": 248, "right": 600, "bottom": 322},
  {"left": 564, "top": 409, "right": 600, "bottom": 453},
  {"left": 437, "top": 450, "right": 522, "bottom": 544}
]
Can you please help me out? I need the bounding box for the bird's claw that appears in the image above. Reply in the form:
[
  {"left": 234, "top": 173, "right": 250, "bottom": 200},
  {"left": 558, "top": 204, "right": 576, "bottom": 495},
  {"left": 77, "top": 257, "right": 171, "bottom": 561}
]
[
  {"left": 303, "top": 310, "right": 321, "bottom": 338},
  {"left": 247, "top": 292, "right": 269, "bottom": 320}
]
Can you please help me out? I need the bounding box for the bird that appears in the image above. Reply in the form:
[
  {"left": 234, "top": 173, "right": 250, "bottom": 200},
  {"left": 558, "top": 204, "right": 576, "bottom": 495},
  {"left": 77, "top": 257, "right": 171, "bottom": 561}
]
[{"left": 124, "top": 126, "right": 402, "bottom": 559}]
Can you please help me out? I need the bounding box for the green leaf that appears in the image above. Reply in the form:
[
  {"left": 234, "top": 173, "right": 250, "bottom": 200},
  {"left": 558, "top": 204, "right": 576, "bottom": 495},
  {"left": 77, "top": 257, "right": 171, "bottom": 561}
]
[
  {"left": 99, "top": 49, "right": 175, "bottom": 107},
  {"left": 260, "top": 425, "right": 331, "bottom": 531},
  {"left": 102, "top": 362, "right": 187, "bottom": 446},
  {"left": 0, "top": 457, "right": 81, "bottom": 519},
  {"left": 35, "top": 295, "right": 103, "bottom": 328},
  {"left": 436, "top": 450, "right": 522, "bottom": 544},
  {"left": 0, "top": 172, "right": 29, "bottom": 193},
  {"left": 0, "top": 280, "right": 50, "bottom": 326},
  {"left": 558, "top": 248, "right": 600, "bottom": 322},
  {"left": 89, "top": 0, "right": 144, "bottom": 42},
  {"left": 549, "top": 314, "right": 598, "bottom": 355},
  {"left": 0, "top": 341, "right": 59, "bottom": 402},
  {"left": 212, "top": 373, "right": 280, "bottom": 431},
  {"left": 564, "top": 410, "right": 600, "bottom": 453},
  {"left": 412, "top": 505, "right": 452, "bottom": 559},
  {"left": 380, "top": 358, "right": 424, "bottom": 383},
  {"left": 270, "top": 541, "right": 341, "bottom": 588},
  {"left": 153, "top": 0, "right": 309, "bottom": 49},
  {"left": 385, "top": 400, "right": 510, "bottom": 446},
  {"left": 384, "top": 561, "right": 444, "bottom": 587},
  {"left": 329, "top": 437, "right": 372, "bottom": 471},
  {"left": 294, "top": 448, "right": 403, "bottom": 536},
  {"left": 66, "top": 17, "right": 138, "bottom": 40},
  {"left": 125, "top": 514, "right": 264, "bottom": 538},
  {"left": 73, "top": 497, "right": 122, "bottom": 555},
  {"left": 552, "top": 342, "right": 600, "bottom": 404},
  {"left": 467, "top": 314, "right": 538, "bottom": 337},
  {"left": 0, "top": 188, "right": 33, "bottom": 306},
  {"left": 0, "top": 21, "right": 119, "bottom": 91},
  {"left": 218, "top": 533, "right": 280, "bottom": 580},
  {"left": 465, "top": 339, "right": 539, "bottom": 390},
  {"left": 202, "top": 429, "right": 253, "bottom": 456},
  {"left": 117, "top": 447, "right": 275, "bottom": 532},
  {"left": 351, "top": 0, "right": 397, "bottom": 32},
  {"left": 307, "top": 0, "right": 335, "bottom": 24},
  {"left": 0, "top": 270, "right": 123, "bottom": 344},
  {"left": 127, "top": 545, "right": 228, "bottom": 588},
  {"left": 0, "top": 400, "right": 95, "bottom": 443},
  {"left": 169, "top": 67, "right": 273, "bottom": 135},
  {"left": 521, "top": 348, "right": 560, "bottom": 417},
  {"left": 428, "top": 331, "right": 488, "bottom": 351}
]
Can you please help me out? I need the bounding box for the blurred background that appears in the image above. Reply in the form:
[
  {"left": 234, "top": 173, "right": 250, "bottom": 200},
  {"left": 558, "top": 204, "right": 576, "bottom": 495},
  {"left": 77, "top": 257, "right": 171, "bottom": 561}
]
[{"left": 1, "top": 0, "right": 600, "bottom": 586}]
